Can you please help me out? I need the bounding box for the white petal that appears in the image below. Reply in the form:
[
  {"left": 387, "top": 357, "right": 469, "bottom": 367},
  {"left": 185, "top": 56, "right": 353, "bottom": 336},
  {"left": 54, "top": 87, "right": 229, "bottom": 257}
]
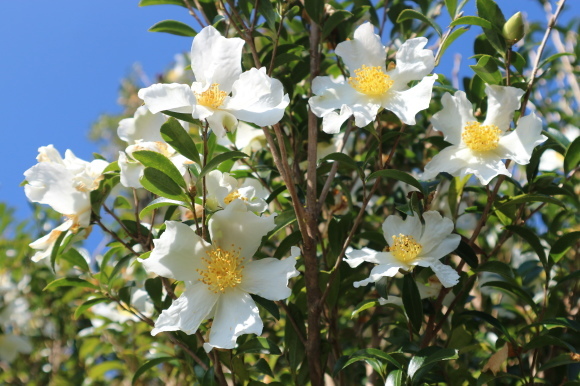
[
  {"left": 118, "top": 151, "right": 144, "bottom": 189},
  {"left": 151, "top": 282, "right": 219, "bottom": 335},
  {"left": 467, "top": 155, "right": 510, "bottom": 185},
  {"left": 205, "top": 109, "right": 238, "bottom": 138},
  {"left": 344, "top": 247, "right": 384, "bottom": 267},
  {"left": 382, "top": 213, "right": 422, "bottom": 245},
  {"left": 419, "top": 211, "right": 456, "bottom": 253},
  {"left": 205, "top": 288, "right": 262, "bottom": 351},
  {"left": 495, "top": 113, "right": 546, "bottom": 165},
  {"left": 190, "top": 26, "right": 244, "bottom": 93},
  {"left": 140, "top": 221, "right": 209, "bottom": 281},
  {"left": 239, "top": 254, "right": 298, "bottom": 300},
  {"left": 309, "top": 77, "right": 360, "bottom": 117},
  {"left": 209, "top": 201, "right": 276, "bottom": 262},
  {"left": 322, "top": 104, "right": 353, "bottom": 134},
  {"left": 431, "top": 91, "right": 475, "bottom": 145},
  {"left": 138, "top": 83, "right": 195, "bottom": 114},
  {"left": 353, "top": 261, "right": 405, "bottom": 288},
  {"left": 335, "top": 22, "right": 387, "bottom": 72},
  {"left": 206, "top": 170, "right": 229, "bottom": 210},
  {"left": 428, "top": 261, "right": 460, "bottom": 288},
  {"left": 483, "top": 85, "right": 525, "bottom": 131},
  {"left": 225, "top": 67, "right": 289, "bottom": 127},
  {"left": 29, "top": 220, "right": 73, "bottom": 262},
  {"left": 36, "top": 145, "right": 64, "bottom": 164},
  {"left": 421, "top": 146, "right": 473, "bottom": 181},
  {"left": 118, "top": 105, "right": 166, "bottom": 144},
  {"left": 382, "top": 74, "right": 436, "bottom": 125},
  {"left": 352, "top": 101, "right": 381, "bottom": 128},
  {"left": 421, "top": 234, "right": 461, "bottom": 260},
  {"left": 390, "top": 37, "right": 435, "bottom": 86}
]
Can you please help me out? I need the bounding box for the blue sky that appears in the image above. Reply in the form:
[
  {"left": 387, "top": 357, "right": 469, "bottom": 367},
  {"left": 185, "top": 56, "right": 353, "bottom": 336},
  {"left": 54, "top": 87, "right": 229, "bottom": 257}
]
[{"left": 1, "top": 0, "right": 577, "bottom": 222}]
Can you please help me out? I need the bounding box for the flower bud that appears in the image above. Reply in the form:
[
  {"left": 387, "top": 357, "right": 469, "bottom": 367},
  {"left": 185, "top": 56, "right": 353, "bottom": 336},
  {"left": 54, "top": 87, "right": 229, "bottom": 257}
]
[{"left": 502, "top": 12, "right": 525, "bottom": 46}]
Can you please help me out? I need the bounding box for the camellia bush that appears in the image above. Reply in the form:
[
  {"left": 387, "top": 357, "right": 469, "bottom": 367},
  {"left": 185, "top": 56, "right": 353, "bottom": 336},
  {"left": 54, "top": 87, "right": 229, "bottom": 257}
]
[{"left": 6, "top": 0, "right": 579, "bottom": 384}]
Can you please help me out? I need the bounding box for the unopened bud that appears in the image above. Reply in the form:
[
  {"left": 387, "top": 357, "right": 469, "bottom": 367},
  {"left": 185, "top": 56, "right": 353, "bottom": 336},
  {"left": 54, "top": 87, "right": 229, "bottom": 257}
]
[{"left": 502, "top": 12, "right": 525, "bottom": 46}]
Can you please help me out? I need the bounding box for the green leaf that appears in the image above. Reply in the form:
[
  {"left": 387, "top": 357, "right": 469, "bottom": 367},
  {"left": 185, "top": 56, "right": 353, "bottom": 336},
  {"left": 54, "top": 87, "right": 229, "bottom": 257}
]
[
  {"left": 481, "top": 281, "right": 537, "bottom": 311},
  {"left": 436, "top": 27, "right": 468, "bottom": 66},
  {"left": 109, "top": 254, "right": 134, "bottom": 284},
  {"left": 50, "top": 229, "right": 69, "bottom": 272},
  {"left": 495, "top": 194, "right": 566, "bottom": 210},
  {"left": 132, "top": 357, "right": 180, "bottom": 384},
  {"left": 397, "top": 9, "right": 442, "bottom": 36},
  {"left": 351, "top": 299, "right": 380, "bottom": 318},
  {"left": 334, "top": 348, "right": 404, "bottom": 375},
  {"left": 103, "top": 161, "right": 120, "bottom": 173},
  {"left": 402, "top": 275, "right": 423, "bottom": 333},
  {"left": 148, "top": 20, "right": 197, "bottom": 37},
  {"left": 140, "top": 167, "right": 187, "bottom": 201},
  {"left": 367, "top": 169, "right": 425, "bottom": 195},
  {"left": 459, "top": 310, "right": 513, "bottom": 341},
  {"left": 145, "top": 277, "right": 163, "bottom": 307},
  {"left": 469, "top": 55, "right": 502, "bottom": 85},
  {"left": 408, "top": 347, "right": 458, "bottom": 381},
  {"left": 450, "top": 16, "right": 492, "bottom": 30},
  {"left": 321, "top": 152, "right": 363, "bottom": 179},
  {"left": 321, "top": 10, "right": 353, "bottom": 40},
  {"left": 505, "top": 225, "right": 548, "bottom": 269},
  {"left": 550, "top": 231, "right": 580, "bottom": 263},
  {"left": 476, "top": 0, "right": 506, "bottom": 55},
  {"left": 198, "top": 151, "right": 248, "bottom": 180},
  {"left": 445, "top": 0, "right": 458, "bottom": 19},
  {"left": 235, "top": 337, "right": 281, "bottom": 356},
  {"left": 140, "top": 197, "right": 190, "bottom": 220},
  {"left": 161, "top": 110, "right": 197, "bottom": 124},
  {"left": 454, "top": 239, "right": 479, "bottom": 268},
  {"left": 88, "top": 361, "right": 126, "bottom": 380},
  {"left": 475, "top": 261, "right": 515, "bottom": 282},
  {"left": 160, "top": 117, "right": 201, "bottom": 164},
  {"left": 61, "top": 248, "right": 91, "bottom": 273},
  {"left": 304, "top": 0, "right": 324, "bottom": 24},
  {"left": 44, "top": 277, "right": 98, "bottom": 291},
  {"left": 132, "top": 150, "right": 187, "bottom": 188},
  {"left": 139, "top": 0, "right": 186, "bottom": 7},
  {"left": 257, "top": 0, "right": 278, "bottom": 30},
  {"left": 564, "top": 136, "right": 580, "bottom": 174},
  {"left": 539, "top": 52, "right": 574, "bottom": 69},
  {"left": 74, "top": 297, "right": 109, "bottom": 319},
  {"left": 538, "top": 353, "right": 580, "bottom": 372},
  {"left": 251, "top": 294, "right": 280, "bottom": 320}
]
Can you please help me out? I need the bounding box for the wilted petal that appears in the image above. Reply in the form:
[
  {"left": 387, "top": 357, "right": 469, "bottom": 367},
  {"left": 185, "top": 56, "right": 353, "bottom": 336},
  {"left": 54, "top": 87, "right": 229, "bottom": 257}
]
[
  {"left": 141, "top": 221, "right": 209, "bottom": 281},
  {"left": 151, "top": 282, "right": 219, "bottom": 335},
  {"left": 431, "top": 91, "right": 475, "bottom": 145},
  {"left": 382, "top": 213, "right": 422, "bottom": 245},
  {"left": 322, "top": 104, "right": 353, "bottom": 134},
  {"left": 428, "top": 261, "right": 460, "bottom": 288},
  {"left": 496, "top": 113, "right": 546, "bottom": 165},
  {"left": 138, "top": 83, "right": 195, "bottom": 114},
  {"left": 118, "top": 105, "right": 166, "bottom": 144},
  {"left": 390, "top": 37, "right": 435, "bottom": 86},
  {"left": 335, "top": 22, "right": 386, "bottom": 73},
  {"left": 483, "top": 85, "right": 524, "bottom": 131},
  {"left": 239, "top": 251, "right": 299, "bottom": 300},
  {"left": 382, "top": 74, "right": 436, "bottom": 125},
  {"left": 205, "top": 288, "right": 262, "bottom": 351}
]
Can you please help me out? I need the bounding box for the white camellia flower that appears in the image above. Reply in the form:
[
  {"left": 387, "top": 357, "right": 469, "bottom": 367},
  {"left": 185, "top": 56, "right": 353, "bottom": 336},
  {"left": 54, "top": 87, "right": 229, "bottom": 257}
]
[
  {"left": 309, "top": 22, "right": 437, "bottom": 134},
  {"left": 24, "top": 145, "right": 108, "bottom": 262},
  {"left": 140, "top": 201, "right": 299, "bottom": 351},
  {"left": 138, "top": 25, "right": 289, "bottom": 138},
  {"left": 345, "top": 211, "right": 461, "bottom": 288},
  {"left": 117, "top": 106, "right": 194, "bottom": 189},
  {"left": 206, "top": 170, "right": 269, "bottom": 213},
  {"left": 422, "top": 85, "right": 547, "bottom": 185}
]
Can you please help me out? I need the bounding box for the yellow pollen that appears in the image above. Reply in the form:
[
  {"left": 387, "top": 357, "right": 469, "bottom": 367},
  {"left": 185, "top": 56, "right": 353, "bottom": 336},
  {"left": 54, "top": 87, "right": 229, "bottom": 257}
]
[
  {"left": 462, "top": 121, "right": 502, "bottom": 152},
  {"left": 197, "top": 246, "right": 244, "bottom": 293},
  {"left": 195, "top": 83, "right": 227, "bottom": 109},
  {"left": 348, "top": 65, "right": 393, "bottom": 96},
  {"left": 223, "top": 190, "right": 248, "bottom": 205},
  {"left": 390, "top": 234, "right": 422, "bottom": 263}
]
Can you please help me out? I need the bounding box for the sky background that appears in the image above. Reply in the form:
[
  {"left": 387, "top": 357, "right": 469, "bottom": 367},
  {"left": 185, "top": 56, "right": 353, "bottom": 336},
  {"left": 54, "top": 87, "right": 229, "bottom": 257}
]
[{"left": 0, "top": 0, "right": 577, "bottom": 225}]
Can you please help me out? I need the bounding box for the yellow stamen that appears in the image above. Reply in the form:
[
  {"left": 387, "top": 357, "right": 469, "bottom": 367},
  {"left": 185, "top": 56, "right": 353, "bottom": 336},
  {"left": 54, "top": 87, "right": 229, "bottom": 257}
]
[
  {"left": 195, "top": 83, "right": 227, "bottom": 109},
  {"left": 348, "top": 65, "right": 393, "bottom": 96},
  {"left": 197, "top": 246, "right": 244, "bottom": 293},
  {"left": 223, "top": 190, "right": 248, "bottom": 205},
  {"left": 390, "top": 234, "right": 422, "bottom": 263},
  {"left": 462, "top": 121, "right": 502, "bottom": 152}
]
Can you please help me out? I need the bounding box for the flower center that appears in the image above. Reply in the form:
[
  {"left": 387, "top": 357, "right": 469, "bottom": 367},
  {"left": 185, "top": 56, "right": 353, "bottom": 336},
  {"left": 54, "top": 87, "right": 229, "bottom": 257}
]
[
  {"left": 462, "top": 121, "right": 502, "bottom": 152},
  {"left": 223, "top": 190, "right": 248, "bottom": 205},
  {"left": 197, "top": 246, "right": 244, "bottom": 293},
  {"left": 195, "top": 83, "right": 227, "bottom": 109},
  {"left": 348, "top": 65, "right": 394, "bottom": 96},
  {"left": 390, "top": 234, "right": 422, "bottom": 263}
]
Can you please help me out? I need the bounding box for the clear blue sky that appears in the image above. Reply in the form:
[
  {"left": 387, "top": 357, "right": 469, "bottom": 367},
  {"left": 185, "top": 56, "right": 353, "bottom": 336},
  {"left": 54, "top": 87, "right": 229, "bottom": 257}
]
[{"left": 0, "top": 0, "right": 576, "bottom": 222}]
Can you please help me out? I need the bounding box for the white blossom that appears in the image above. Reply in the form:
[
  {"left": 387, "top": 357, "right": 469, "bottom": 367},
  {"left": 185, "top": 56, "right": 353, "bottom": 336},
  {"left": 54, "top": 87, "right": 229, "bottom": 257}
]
[{"left": 206, "top": 170, "right": 268, "bottom": 213}]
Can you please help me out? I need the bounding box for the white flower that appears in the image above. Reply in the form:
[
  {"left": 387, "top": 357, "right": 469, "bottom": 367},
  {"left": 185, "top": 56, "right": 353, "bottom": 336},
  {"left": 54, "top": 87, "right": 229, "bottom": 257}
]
[
  {"left": 309, "top": 22, "right": 437, "bottom": 134},
  {"left": 0, "top": 334, "right": 33, "bottom": 363},
  {"left": 345, "top": 211, "right": 461, "bottom": 288},
  {"left": 217, "top": 121, "right": 266, "bottom": 154},
  {"left": 140, "top": 201, "right": 299, "bottom": 351},
  {"left": 206, "top": 170, "right": 269, "bottom": 213},
  {"left": 138, "top": 26, "right": 289, "bottom": 138},
  {"left": 24, "top": 146, "right": 108, "bottom": 261},
  {"left": 422, "top": 85, "right": 548, "bottom": 185},
  {"left": 117, "top": 106, "right": 194, "bottom": 189}
]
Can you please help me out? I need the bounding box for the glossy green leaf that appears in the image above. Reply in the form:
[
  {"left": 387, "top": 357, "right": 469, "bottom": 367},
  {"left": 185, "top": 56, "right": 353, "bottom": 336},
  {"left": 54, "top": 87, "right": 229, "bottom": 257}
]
[
  {"left": 139, "top": 0, "right": 186, "bottom": 7},
  {"left": 304, "top": 0, "right": 324, "bottom": 23},
  {"left": 550, "top": 231, "right": 580, "bottom": 263},
  {"left": 351, "top": 299, "right": 380, "bottom": 318},
  {"left": 564, "top": 136, "right": 580, "bottom": 174},
  {"left": 160, "top": 117, "right": 201, "bottom": 164},
  {"left": 454, "top": 239, "right": 479, "bottom": 268},
  {"left": 539, "top": 52, "right": 574, "bottom": 69},
  {"left": 321, "top": 152, "right": 363, "bottom": 179},
  {"left": 132, "top": 357, "right": 180, "bottom": 385},
  {"left": 251, "top": 294, "right": 280, "bottom": 320},
  {"left": 408, "top": 347, "right": 458, "bottom": 381},
  {"left": 445, "top": 0, "right": 458, "bottom": 19},
  {"left": 505, "top": 225, "right": 548, "bottom": 269},
  {"left": 450, "top": 16, "right": 492, "bottom": 30},
  {"left": 49, "top": 229, "right": 69, "bottom": 272},
  {"left": 257, "top": 0, "right": 278, "bottom": 30},
  {"left": 481, "top": 281, "right": 537, "bottom": 311},
  {"left": 469, "top": 55, "right": 502, "bottom": 85},
  {"left": 385, "top": 369, "right": 404, "bottom": 386},
  {"left": 198, "top": 151, "right": 248, "bottom": 179},
  {"left": 397, "top": 9, "right": 442, "bottom": 36},
  {"left": 495, "top": 194, "right": 566, "bottom": 210},
  {"left": 538, "top": 353, "right": 580, "bottom": 372},
  {"left": 474, "top": 261, "right": 515, "bottom": 282},
  {"left": 132, "top": 150, "right": 187, "bottom": 188},
  {"left": 74, "top": 297, "right": 109, "bottom": 319},
  {"left": 402, "top": 275, "right": 423, "bottom": 333},
  {"left": 140, "top": 197, "right": 190, "bottom": 220},
  {"left": 367, "top": 169, "right": 425, "bottom": 195},
  {"left": 44, "top": 277, "right": 98, "bottom": 291},
  {"left": 235, "top": 337, "right": 282, "bottom": 356},
  {"left": 88, "top": 361, "right": 125, "bottom": 380},
  {"left": 322, "top": 10, "right": 353, "bottom": 40},
  {"left": 436, "top": 27, "right": 468, "bottom": 66},
  {"left": 140, "top": 167, "right": 187, "bottom": 201},
  {"left": 148, "top": 20, "right": 197, "bottom": 37},
  {"left": 334, "top": 348, "right": 404, "bottom": 375},
  {"left": 61, "top": 248, "right": 91, "bottom": 273},
  {"left": 459, "top": 310, "right": 513, "bottom": 341}
]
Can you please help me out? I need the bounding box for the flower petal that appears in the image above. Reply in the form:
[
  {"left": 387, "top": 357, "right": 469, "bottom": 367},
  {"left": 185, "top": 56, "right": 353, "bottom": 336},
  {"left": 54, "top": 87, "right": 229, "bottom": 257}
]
[
  {"left": 345, "top": 247, "right": 385, "bottom": 267},
  {"left": 421, "top": 234, "right": 461, "bottom": 260},
  {"left": 495, "top": 113, "right": 546, "bottom": 165},
  {"left": 428, "top": 261, "right": 460, "bottom": 288},
  {"left": 352, "top": 101, "right": 381, "bottom": 128},
  {"left": 138, "top": 83, "right": 195, "bottom": 114},
  {"left": 118, "top": 105, "right": 166, "bottom": 144},
  {"left": 118, "top": 151, "right": 144, "bottom": 189},
  {"left": 431, "top": 91, "right": 475, "bottom": 145},
  {"left": 353, "top": 260, "right": 405, "bottom": 288},
  {"left": 422, "top": 146, "right": 473, "bottom": 181},
  {"left": 309, "top": 77, "right": 360, "bottom": 117},
  {"left": 225, "top": 67, "right": 289, "bottom": 127},
  {"left": 322, "top": 104, "right": 353, "bottom": 134},
  {"left": 29, "top": 220, "right": 73, "bottom": 262},
  {"left": 151, "top": 282, "right": 219, "bottom": 335},
  {"left": 419, "top": 211, "right": 457, "bottom": 254},
  {"left": 390, "top": 37, "right": 435, "bottom": 86},
  {"left": 209, "top": 200, "right": 276, "bottom": 262},
  {"left": 483, "top": 85, "right": 524, "bottom": 131},
  {"left": 467, "top": 155, "right": 510, "bottom": 185},
  {"left": 382, "top": 213, "right": 422, "bottom": 245},
  {"left": 239, "top": 253, "right": 299, "bottom": 300},
  {"left": 190, "top": 26, "right": 244, "bottom": 93},
  {"left": 382, "top": 74, "right": 436, "bottom": 125},
  {"left": 335, "top": 22, "right": 387, "bottom": 72},
  {"left": 205, "top": 288, "right": 262, "bottom": 351},
  {"left": 141, "top": 221, "right": 209, "bottom": 281},
  {"left": 205, "top": 109, "right": 238, "bottom": 138}
]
